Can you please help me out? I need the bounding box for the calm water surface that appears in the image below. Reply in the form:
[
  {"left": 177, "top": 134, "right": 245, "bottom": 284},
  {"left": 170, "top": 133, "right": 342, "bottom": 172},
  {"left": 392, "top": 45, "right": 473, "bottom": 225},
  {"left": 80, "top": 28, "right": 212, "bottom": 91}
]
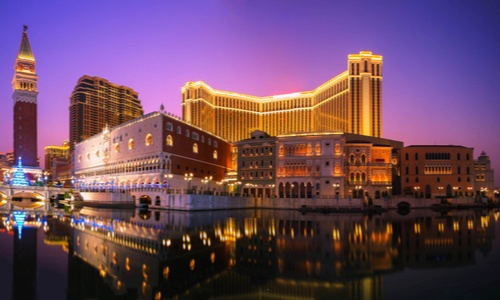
[{"left": 1, "top": 207, "right": 499, "bottom": 300}]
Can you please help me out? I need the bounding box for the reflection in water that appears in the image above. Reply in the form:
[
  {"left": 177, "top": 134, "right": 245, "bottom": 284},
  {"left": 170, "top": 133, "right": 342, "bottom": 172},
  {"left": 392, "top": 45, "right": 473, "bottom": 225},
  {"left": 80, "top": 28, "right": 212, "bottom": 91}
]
[{"left": 1, "top": 209, "right": 497, "bottom": 299}]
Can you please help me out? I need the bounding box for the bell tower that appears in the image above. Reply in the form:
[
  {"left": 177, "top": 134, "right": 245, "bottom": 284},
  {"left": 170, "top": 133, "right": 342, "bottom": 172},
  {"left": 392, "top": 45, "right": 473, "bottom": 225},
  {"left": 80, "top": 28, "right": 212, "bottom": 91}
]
[{"left": 12, "top": 25, "right": 38, "bottom": 167}]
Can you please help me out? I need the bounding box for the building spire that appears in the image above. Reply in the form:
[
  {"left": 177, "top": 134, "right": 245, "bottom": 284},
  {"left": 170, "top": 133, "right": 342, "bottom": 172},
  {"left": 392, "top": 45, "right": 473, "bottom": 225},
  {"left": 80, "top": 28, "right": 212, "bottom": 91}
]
[{"left": 17, "top": 25, "right": 35, "bottom": 61}]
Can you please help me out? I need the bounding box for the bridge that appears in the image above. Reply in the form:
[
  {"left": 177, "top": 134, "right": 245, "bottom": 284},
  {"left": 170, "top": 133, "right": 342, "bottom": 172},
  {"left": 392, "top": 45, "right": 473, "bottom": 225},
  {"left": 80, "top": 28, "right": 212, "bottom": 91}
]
[{"left": 0, "top": 183, "right": 69, "bottom": 212}]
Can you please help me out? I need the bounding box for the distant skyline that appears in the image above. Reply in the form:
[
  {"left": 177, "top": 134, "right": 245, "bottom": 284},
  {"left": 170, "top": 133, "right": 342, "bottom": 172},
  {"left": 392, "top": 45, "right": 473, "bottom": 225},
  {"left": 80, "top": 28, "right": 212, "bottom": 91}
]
[{"left": 1, "top": 1, "right": 499, "bottom": 185}]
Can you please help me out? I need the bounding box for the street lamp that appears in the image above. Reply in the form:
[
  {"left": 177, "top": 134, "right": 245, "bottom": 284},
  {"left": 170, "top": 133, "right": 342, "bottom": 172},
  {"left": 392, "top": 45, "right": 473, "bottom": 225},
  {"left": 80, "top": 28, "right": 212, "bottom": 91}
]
[
  {"left": 332, "top": 183, "right": 340, "bottom": 200},
  {"left": 184, "top": 173, "right": 193, "bottom": 192},
  {"left": 414, "top": 186, "right": 420, "bottom": 198},
  {"left": 437, "top": 186, "right": 444, "bottom": 197},
  {"left": 202, "top": 176, "right": 213, "bottom": 192},
  {"left": 355, "top": 185, "right": 362, "bottom": 198},
  {"left": 164, "top": 173, "right": 173, "bottom": 189},
  {"left": 386, "top": 186, "right": 392, "bottom": 199}
]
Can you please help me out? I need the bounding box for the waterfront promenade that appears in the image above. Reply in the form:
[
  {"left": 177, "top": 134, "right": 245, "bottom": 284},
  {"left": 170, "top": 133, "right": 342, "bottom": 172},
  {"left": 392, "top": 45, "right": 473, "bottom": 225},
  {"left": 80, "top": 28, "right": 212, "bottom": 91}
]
[{"left": 73, "top": 187, "right": 492, "bottom": 211}]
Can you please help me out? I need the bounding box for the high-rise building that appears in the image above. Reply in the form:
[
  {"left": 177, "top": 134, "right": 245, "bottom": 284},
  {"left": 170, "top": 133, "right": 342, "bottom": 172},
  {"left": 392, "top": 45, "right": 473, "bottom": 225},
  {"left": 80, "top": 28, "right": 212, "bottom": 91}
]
[
  {"left": 12, "top": 26, "right": 38, "bottom": 167},
  {"left": 182, "top": 51, "right": 382, "bottom": 142},
  {"left": 69, "top": 75, "right": 144, "bottom": 153}
]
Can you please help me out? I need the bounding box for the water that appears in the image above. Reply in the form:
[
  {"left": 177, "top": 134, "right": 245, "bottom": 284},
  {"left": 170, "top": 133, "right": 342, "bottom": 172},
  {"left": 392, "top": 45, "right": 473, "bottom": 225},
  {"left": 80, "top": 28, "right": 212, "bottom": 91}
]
[{"left": 1, "top": 208, "right": 500, "bottom": 300}]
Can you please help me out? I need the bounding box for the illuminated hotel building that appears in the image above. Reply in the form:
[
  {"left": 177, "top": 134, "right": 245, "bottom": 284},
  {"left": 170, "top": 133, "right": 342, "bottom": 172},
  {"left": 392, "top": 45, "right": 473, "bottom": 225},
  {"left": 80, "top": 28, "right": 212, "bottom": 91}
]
[
  {"left": 69, "top": 75, "right": 144, "bottom": 153},
  {"left": 12, "top": 26, "right": 39, "bottom": 167},
  {"left": 73, "top": 110, "right": 232, "bottom": 190},
  {"left": 44, "top": 141, "right": 70, "bottom": 170},
  {"left": 237, "top": 131, "right": 402, "bottom": 199},
  {"left": 401, "top": 145, "right": 475, "bottom": 198},
  {"left": 182, "top": 51, "right": 382, "bottom": 142}
]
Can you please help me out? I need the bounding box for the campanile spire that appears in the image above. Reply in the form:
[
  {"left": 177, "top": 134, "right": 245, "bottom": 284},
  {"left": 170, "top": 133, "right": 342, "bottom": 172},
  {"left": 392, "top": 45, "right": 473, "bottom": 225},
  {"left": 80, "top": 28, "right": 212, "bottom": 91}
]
[{"left": 12, "top": 25, "right": 39, "bottom": 167}]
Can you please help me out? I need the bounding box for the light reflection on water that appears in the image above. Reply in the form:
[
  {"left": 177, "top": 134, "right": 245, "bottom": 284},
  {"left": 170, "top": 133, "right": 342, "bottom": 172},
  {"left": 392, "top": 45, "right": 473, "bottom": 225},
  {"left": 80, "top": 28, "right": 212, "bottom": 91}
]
[{"left": 1, "top": 208, "right": 500, "bottom": 299}]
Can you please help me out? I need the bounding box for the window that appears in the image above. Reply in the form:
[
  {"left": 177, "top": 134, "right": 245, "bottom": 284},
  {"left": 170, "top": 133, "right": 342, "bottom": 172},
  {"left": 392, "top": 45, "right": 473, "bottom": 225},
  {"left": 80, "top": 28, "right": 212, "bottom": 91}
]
[
  {"left": 185, "top": 129, "right": 190, "bottom": 137},
  {"left": 213, "top": 150, "right": 218, "bottom": 159},
  {"left": 361, "top": 154, "right": 366, "bottom": 163},
  {"left": 193, "top": 143, "right": 198, "bottom": 153},
  {"left": 78, "top": 155, "right": 81, "bottom": 163},
  {"left": 177, "top": 126, "right": 182, "bottom": 134},
  {"left": 166, "top": 135, "right": 173, "bottom": 146},
  {"left": 145, "top": 134, "right": 153, "bottom": 146},
  {"left": 128, "top": 139, "right": 135, "bottom": 150},
  {"left": 114, "top": 143, "right": 120, "bottom": 152},
  {"left": 192, "top": 132, "right": 199, "bottom": 141},
  {"left": 214, "top": 141, "right": 218, "bottom": 148},
  {"left": 166, "top": 122, "right": 173, "bottom": 131}
]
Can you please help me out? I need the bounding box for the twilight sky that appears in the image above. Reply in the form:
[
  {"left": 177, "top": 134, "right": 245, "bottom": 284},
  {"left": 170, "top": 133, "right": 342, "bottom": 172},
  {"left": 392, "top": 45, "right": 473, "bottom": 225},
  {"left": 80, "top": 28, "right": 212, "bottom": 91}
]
[{"left": 0, "top": 0, "right": 499, "bottom": 185}]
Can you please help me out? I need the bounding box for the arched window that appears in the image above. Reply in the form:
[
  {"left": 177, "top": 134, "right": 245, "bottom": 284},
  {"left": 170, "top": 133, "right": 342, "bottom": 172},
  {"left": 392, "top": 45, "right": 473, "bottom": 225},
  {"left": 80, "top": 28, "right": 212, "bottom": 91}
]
[
  {"left": 361, "top": 172, "right": 366, "bottom": 182},
  {"left": 185, "top": 129, "right": 190, "bottom": 137},
  {"left": 114, "top": 143, "right": 120, "bottom": 152},
  {"left": 361, "top": 154, "right": 366, "bottom": 163},
  {"left": 307, "top": 144, "right": 312, "bottom": 154},
  {"left": 166, "top": 122, "right": 173, "bottom": 131},
  {"left": 128, "top": 139, "right": 135, "bottom": 150},
  {"left": 355, "top": 172, "right": 361, "bottom": 182},
  {"left": 315, "top": 144, "right": 321, "bottom": 154},
  {"left": 334, "top": 162, "right": 341, "bottom": 175},
  {"left": 349, "top": 154, "right": 355, "bottom": 164},
  {"left": 364, "top": 60, "right": 368, "bottom": 72},
  {"left": 193, "top": 143, "right": 198, "bottom": 154},
  {"left": 166, "top": 135, "right": 173, "bottom": 146},
  {"left": 213, "top": 150, "right": 218, "bottom": 159},
  {"left": 350, "top": 172, "right": 355, "bottom": 182},
  {"left": 335, "top": 143, "right": 341, "bottom": 155},
  {"left": 145, "top": 134, "right": 153, "bottom": 146}
]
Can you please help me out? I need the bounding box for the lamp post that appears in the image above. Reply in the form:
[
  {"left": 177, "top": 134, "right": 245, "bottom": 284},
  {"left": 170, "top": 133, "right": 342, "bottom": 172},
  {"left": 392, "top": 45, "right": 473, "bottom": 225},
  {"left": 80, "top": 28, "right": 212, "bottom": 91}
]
[
  {"left": 184, "top": 173, "right": 193, "bottom": 193},
  {"left": 202, "top": 176, "right": 213, "bottom": 193},
  {"left": 414, "top": 186, "right": 420, "bottom": 198},
  {"left": 333, "top": 182, "right": 340, "bottom": 200},
  {"left": 386, "top": 186, "right": 392, "bottom": 199},
  {"left": 164, "top": 173, "right": 173, "bottom": 189},
  {"left": 265, "top": 184, "right": 275, "bottom": 198},
  {"left": 355, "top": 185, "right": 362, "bottom": 198},
  {"left": 437, "top": 186, "right": 443, "bottom": 198}
]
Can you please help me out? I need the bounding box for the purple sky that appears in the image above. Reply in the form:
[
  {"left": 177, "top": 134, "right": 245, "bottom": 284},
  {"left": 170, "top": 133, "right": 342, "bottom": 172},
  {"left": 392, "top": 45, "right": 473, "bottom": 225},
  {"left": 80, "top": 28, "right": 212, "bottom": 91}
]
[{"left": 1, "top": 1, "right": 499, "bottom": 185}]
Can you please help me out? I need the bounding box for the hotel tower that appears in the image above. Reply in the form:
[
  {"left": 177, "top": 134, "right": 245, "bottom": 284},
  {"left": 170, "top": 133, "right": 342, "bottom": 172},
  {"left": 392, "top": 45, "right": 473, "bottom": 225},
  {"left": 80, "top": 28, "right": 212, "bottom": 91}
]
[
  {"left": 182, "top": 51, "right": 382, "bottom": 142},
  {"left": 69, "top": 75, "right": 144, "bottom": 153},
  {"left": 12, "top": 26, "right": 39, "bottom": 167}
]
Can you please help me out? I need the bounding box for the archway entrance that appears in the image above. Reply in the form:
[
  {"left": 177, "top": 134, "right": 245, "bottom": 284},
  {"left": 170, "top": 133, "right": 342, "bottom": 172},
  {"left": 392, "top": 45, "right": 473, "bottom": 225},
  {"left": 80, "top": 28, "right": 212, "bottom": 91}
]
[{"left": 139, "top": 195, "right": 152, "bottom": 208}]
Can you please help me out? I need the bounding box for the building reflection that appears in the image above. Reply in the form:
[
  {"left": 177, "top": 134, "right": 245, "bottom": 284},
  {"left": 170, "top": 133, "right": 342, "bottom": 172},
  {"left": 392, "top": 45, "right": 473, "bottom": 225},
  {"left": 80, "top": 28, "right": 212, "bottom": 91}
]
[{"left": 39, "top": 208, "right": 497, "bottom": 299}]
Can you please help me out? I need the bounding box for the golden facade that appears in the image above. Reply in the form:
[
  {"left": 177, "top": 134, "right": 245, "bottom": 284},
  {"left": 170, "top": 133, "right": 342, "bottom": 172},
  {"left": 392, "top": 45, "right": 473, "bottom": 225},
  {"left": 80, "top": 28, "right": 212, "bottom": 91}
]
[
  {"left": 182, "top": 51, "right": 382, "bottom": 142},
  {"left": 69, "top": 75, "right": 144, "bottom": 153}
]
